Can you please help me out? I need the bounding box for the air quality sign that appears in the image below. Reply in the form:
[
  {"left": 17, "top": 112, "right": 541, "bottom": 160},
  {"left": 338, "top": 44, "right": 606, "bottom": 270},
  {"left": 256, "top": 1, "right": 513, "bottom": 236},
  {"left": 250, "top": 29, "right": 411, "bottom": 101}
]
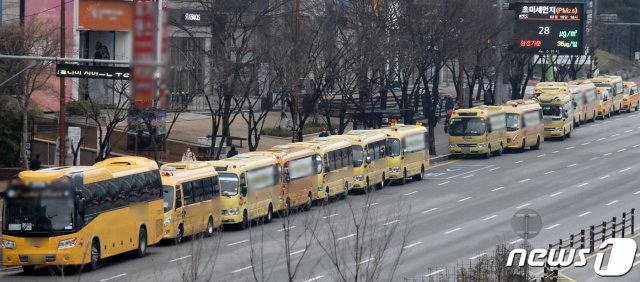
[{"left": 513, "top": 3, "right": 585, "bottom": 55}]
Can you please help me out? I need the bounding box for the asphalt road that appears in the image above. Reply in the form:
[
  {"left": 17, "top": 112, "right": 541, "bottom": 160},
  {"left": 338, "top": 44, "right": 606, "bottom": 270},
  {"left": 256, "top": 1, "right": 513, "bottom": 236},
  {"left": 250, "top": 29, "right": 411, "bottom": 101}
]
[{"left": 2, "top": 110, "right": 640, "bottom": 281}]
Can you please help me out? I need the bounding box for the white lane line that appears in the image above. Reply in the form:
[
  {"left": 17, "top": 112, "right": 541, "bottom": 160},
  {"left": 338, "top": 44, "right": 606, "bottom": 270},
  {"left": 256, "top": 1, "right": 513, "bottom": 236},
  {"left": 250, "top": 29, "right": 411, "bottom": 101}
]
[
  {"left": 303, "top": 276, "right": 324, "bottom": 282},
  {"left": 565, "top": 146, "right": 575, "bottom": 150},
  {"left": 169, "top": 255, "right": 192, "bottom": 262},
  {"left": 457, "top": 197, "right": 472, "bottom": 203},
  {"left": 597, "top": 137, "right": 606, "bottom": 141},
  {"left": 227, "top": 239, "right": 249, "bottom": 246},
  {"left": 544, "top": 170, "right": 555, "bottom": 175},
  {"left": 606, "top": 200, "right": 619, "bottom": 206},
  {"left": 578, "top": 211, "right": 592, "bottom": 217},
  {"left": 404, "top": 241, "right": 423, "bottom": 249},
  {"left": 590, "top": 157, "right": 599, "bottom": 160},
  {"left": 438, "top": 181, "right": 450, "bottom": 186},
  {"left": 603, "top": 153, "right": 612, "bottom": 156},
  {"left": 633, "top": 144, "right": 640, "bottom": 148},
  {"left": 469, "top": 253, "right": 487, "bottom": 260},
  {"left": 277, "top": 226, "right": 296, "bottom": 232},
  {"left": 635, "top": 190, "right": 640, "bottom": 195},
  {"left": 358, "top": 258, "right": 375, "bottom": 265},
  {"left": 519, "top": 178, "right": 531, "bottom": 183},
  {"left": 510, "top": 238, "right": 524, "bottom": 244},
  {"left": 231, "top": 266, "right": 253, "bottom": 273},
  {"left": 581, "top": 142, "right": 591, "bottom": 146},
  {"left": 290, "top": 249, "right": 306, "bottom": 256},
  {"left": 516, "top": 203, "right": 530, "bottom": 209},
  {"left": 425, "top": 269, "right": 446, "bottom": 277},
  {"left": 446, "top": 166, "right": 494, "bottom": 179},
  {"left": 546, "top": 224, "right": 561, "bottom": 230},
  {"left": 552, "top": 150, "right": 560, "bottom": 154},
  {"left": 619, "top": 167, "right": 632, "bottom": 172},
  {"left": 577, "top": 183, "right": 589, "bottom": 188},
  {"left": 634, "top": 261, "right": 640, "bottom": 267},
  {"left": 382, "top": 220, "right": 400, "bottom": 226},
  {"left": 611, "top": 133, "right": 620, "bottom": 137},
  {"left": 491, "top": 187, "right": 505, "bottom": 192},
  {"left": 537, "top": 154, "right": 546, "bottom": 158},
  {"left": 550, "top": 192, "right": 563, "bottom": 197},
  {"left": 618, "top": 148, "right": 627, "bottom": 152},
  {"left": 567, "top": 163, "right": 577, "bottom": 167},
  {"left": 444, "top": 227, "right": 462, "bottom": 234},
  {"left": 624, "top": 130, "right": 633, "bottom": 133},
  {"left": 462, "top": 174, "right": 475, "bottom": 179},
  {"left": 404, "top": 191, "right": 418, "bottom": 196},
  {"left": 364, "top": 202, "right": 379, "bottom": 208},
  {"left": 338, "top": 233, "right": 356, "bottom": 241},
  {"left": 515, "top": 160, "right": 524, "bottom": 164},
  {"left": 100, "top": 274, "right": 128, "bottom": 282},
  {"left": 488, "top": 167, "right": 500, "bottom": 171},
  {"left": 322, "top": 213, "right": 339, "bottom": 219},
  {"left": 599, "top": 175, "right": 610, "bottom": 180},
  {"left": 422, "top": 208, "right": 438, "bottom": 214},
  {"left": 482, "top": 215, "right": 497, "bottom": 221}
]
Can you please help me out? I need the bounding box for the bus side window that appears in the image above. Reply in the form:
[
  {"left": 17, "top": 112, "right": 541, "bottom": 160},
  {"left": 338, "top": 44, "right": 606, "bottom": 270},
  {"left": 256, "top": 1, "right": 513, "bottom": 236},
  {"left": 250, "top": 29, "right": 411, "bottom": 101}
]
[
  {"left": 274, "top": 165, "right": 282, "bottom": 185},
  {"left": 380, "top": 141, "right": 386, "bottom": 157},
  {"left": 202, "top": 177, "right": 214, "bottom": 199},
  {"left": 211, "top": 176, "right": 220, "bottom": 196},
  {"left": 183, "top": 182, "right": 194, "bottom": 205},
  {"left": 175, "top": 187, "right": 183, "bottom": 208},
  {"left": 192, "top": 179, "right": 204, "bottom": 203},
  {"left": 330, "top": 151, "right": 336, "bottom": 171}
]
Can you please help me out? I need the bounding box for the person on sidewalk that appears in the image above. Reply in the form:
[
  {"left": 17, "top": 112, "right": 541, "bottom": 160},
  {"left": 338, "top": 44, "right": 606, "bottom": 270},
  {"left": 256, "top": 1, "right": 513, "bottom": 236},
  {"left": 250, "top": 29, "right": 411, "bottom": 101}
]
[
  {"left": 319, "top": 128, "right": 330, "bottom": 137},
  {"left": 227, "top": 146, "right": 238, "bottom": 158},
  {"left": 29, "top": 154, "right": 41, "bottom": 171},
  {"left": 182, "top": 147, "right": 197, "bottom": 162},
  {"left": 332, "top": 129, "right": 339, "bottom": 135}
]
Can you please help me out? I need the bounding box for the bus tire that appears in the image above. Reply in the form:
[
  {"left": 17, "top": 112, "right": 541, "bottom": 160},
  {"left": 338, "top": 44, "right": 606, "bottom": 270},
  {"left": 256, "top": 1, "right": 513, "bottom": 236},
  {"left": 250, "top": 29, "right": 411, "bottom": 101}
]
[
  {"left": 265, "top": 204, "right": 273, "bottom": 224},
  {"left": 304, "top": 193, "right": 312, "bottom": 211},
  {"left": 484, "top": 145, "right": 491, "bottom": 159},
  {"left": 205, "top": 217, "right": 214, "bottom": 237},
  {"left": 560, "top": 130, "right": 566, "bottom": 141},
  {"left": 495, "top": 143, "right": 504, "bottom": 156},
  {"left": 401, "top": 170, "right": 407, "bottom": 185},
  {"left": 135, "top": 227, "right": 147, "bottom": 258},
  {"left": 281, "top": 199, "right": 291, "bottom": 218},
  {"left": 520, "top": 139, "right": 526, "bottom": 152},
  {"left": 240, "top": 210, "right": 249, "bottom": 230},
  {"left": 635, "top": 103, "right": 639, "bottom": 111},
  {"left": 531, "top": 137, "right": 541, "bottom": 150},
  {"left": 592, "top": 112, "right": 596, "bottom": 122},
  {"left": 339, "top": 182, "right": 348, "bottom": 200},
  {"left": 412, "top": 165, "right": 425, "bottom": 181},
  {"left": 173, "top": 225, "right": 184, "bottom": 245},
  {"left": 364, "top": 178, "right": 371, "bottom": 194},
  {"left": 378, "top": 174, "right": 385, "bottom": 189},
  {"left": 22, "top": 265, "right": 36, "bottom": 274},
  {"left": 322, "top": 187, "right": 330, "bottom": 205}
]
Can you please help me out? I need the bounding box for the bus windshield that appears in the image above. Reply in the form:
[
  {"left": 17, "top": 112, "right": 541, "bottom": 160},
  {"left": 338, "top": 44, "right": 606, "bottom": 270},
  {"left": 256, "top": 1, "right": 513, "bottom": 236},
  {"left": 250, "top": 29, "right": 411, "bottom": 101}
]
[
  {"left": 387, "top": 138, "right": 401, "bottom": 157},
  {"left": 162, "top": 186, "right": 174, "bottom": 212},
  {"left": 449, "top": 118, "right": 486, "bottom": 136},
  {"left": 505, "top": 114, "right": 520, "bottom": 132},
  {"left": 219, "top": 173, "right": 239, "bottom": 196},
  {"left": 542, "top": 105, "right": 562, "bottom": 118},
  {"left": 3, "top": 186, "right": 75, "bottom": 233},
  {"left": 352, "top": 146, "right": 364, "bottom": 167}
]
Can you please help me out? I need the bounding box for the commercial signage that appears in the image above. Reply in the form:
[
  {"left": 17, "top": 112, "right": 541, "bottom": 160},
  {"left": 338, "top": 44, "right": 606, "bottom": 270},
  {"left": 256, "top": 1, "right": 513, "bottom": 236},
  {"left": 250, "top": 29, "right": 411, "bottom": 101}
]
[
  {"left": 513, "top": 3, "right": 585, "bottom": 55},
  {"left": 78, "top": 0, "right": 133, "bottom": 31},
  {"left": 184, "top": 13, "right": 200, "bottom": 21},
  {"left": 56, "top": 64, "right": 131, "bottom": 80}
]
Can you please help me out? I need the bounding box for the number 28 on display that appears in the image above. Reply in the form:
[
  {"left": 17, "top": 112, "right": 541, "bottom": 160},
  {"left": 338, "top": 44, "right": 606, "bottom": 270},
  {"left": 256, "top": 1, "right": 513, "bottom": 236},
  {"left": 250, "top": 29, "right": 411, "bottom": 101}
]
[{"left": 538, "top": 26, "right": 550, "bottom": 35}]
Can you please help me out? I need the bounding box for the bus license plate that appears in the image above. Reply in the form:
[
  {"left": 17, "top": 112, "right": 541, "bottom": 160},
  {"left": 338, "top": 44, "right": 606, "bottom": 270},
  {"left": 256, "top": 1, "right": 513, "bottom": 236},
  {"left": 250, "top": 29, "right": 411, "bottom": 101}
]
[{"left": 461, "top": 148, "right": 470, "bottom": 153}]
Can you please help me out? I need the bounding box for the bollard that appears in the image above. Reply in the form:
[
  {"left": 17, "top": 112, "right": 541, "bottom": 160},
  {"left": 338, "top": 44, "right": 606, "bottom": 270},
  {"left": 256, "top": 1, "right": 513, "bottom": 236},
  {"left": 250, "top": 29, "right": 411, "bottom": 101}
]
[
  {"left": 580, "top": 229, "right": 585, "bottom": 249},
  {"left": 570, "top": 234, "right": 574, "bottom": 248},
  {"left": 623, "top": 212, "right": 626, "bottom": 238},
  {"left": 558, "top": 239, "right": 563, "bottom": 252},
  {"left": 590, "top": 225, "right": 595, "bottom": 252},
  {"left": 612, "top": 217, "right": 617, "bottom": 238},
  {"left": 602, "top": 221, "right": 607, "bottom": 243},
  {"left": 632, "top": 208, "right": 635, "bottom": 235}
]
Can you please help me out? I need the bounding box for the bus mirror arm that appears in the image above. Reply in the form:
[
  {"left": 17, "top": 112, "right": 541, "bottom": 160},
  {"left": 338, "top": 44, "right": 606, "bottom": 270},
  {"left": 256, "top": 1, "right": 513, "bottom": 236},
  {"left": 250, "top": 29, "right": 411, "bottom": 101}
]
[{"left": 241, "top": 186, "right": 248, "bottom": 197}]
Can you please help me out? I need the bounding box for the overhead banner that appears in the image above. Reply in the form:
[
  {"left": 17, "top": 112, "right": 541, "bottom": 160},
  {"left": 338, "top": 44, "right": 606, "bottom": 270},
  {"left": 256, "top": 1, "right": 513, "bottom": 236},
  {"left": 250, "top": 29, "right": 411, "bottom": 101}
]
[
  {"left": 78, "top": 0, "right": 133, "bottom": 31},
  {"left": 56, "top": 64, "right": 131, "bottom": 80}
]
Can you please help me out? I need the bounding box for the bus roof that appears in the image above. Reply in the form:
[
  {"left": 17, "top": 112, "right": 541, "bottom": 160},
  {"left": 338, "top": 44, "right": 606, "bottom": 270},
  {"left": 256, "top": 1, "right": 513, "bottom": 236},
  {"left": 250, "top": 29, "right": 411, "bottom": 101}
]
[
  {"left": 534, "top": 82, "right": 570, "bottom": 94},
  {"left": 290, "top": 138, "right": 351, "bottom": 153},
  {"left": 534, "top": 92, "right": 572, "bottom": 104},
  {"left": 207, "top": 153, "right": 277, "bottom": 173},
  {"left": 344, "top": 130, "right": 387, "bottom": 144},
  {"left": 623, "top": 81, "right": 637, "bottom": 87},
  {"left": 590, "top": 76, "right": 623, "bottom": 84},
  {"left": 380, "top": 124, "right": 427, "bottom": 137},
  {"left": 502, "top": 99, "right": 541, "bottom": 114},
  {"left": 256, "top": 145, "right": 316, "bottom": 162},
  {"left": 160, "top": 162, "right": 217, "bottom": 185},
  {"left": 451, "top": 106, "right": 504, "bottom": 118}
]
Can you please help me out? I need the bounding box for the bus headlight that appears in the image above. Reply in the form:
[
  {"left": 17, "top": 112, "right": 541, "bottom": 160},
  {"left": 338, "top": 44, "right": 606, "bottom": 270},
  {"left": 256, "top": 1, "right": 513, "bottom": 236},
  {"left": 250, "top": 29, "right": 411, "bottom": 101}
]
[
  {"left": 390, "top": 166, "right": 401, "bottom": 173},
  {"left": 354, "top": 175, "right": 365, "bottom": 182},
  {"left": 449, "top": 144, "right": 458, "bottom": 148},
  {"left": 2, "top": 239, "right": 16, "bottom": 250},
  {"left": 224, "top": 208, "right": 239, "bottom": 216},
  {"left": 163, "top": 216, "right": 172, "bottom": 227},
  {"left": 58, "top": 238, "right": 76, "bottom": 250},
  {"left": 317, "top": 185, "right": 323, "bottom": 192},
  {"left": 555, "top": 127, "right": 563, "bottom": 131},
  {"left": 477, "top": 143, "right": 486, "bottom": 147},
  {"left": 623, "top": 98, "right": 629, "bottom": 101}
]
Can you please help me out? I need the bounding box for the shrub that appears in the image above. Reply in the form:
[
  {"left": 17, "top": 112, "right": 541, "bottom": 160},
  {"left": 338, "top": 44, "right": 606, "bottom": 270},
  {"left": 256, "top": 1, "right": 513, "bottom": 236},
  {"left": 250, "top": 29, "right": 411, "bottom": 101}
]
[{"left": 66, "top": 100, "right": 90, "bottom": 116}]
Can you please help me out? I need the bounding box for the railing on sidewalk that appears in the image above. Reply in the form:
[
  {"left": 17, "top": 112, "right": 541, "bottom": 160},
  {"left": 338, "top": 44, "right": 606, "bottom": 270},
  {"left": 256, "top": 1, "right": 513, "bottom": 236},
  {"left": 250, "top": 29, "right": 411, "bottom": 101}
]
[{"left": 543, "top": 208, "right": 635, "bottom": 281}]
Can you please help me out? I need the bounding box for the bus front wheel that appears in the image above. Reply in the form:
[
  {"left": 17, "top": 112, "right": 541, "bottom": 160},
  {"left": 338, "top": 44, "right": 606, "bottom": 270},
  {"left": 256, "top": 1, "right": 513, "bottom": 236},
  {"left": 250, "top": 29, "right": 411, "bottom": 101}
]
[
  {"left": 412, "top": 166, "right": 425, "bottom": 181},
  {"left": 173, "top": 225, "right": 183, "bottom": 245},
  {"left": 87, "top": 239, "right": 100, "bottom": 271},
  {"left": 135, "top": 227, "right": 147, "bottom": 258},
  {"left": 205, "top": 218, "right": 214, "bottom": 237},
  {"left": 303, "top": 193, "right": 313, "bottom": 212},
  {"left": 265, "top": 204, "right": 273, "bottom": 224},
  {"left": 531, "top": 137, "right": 541, "bottom": 150}
]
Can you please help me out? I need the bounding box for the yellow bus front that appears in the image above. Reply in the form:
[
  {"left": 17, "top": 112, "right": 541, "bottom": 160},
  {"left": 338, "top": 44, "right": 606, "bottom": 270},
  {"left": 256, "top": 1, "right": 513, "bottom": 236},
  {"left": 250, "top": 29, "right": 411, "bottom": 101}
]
[
  {"left": 217, "top": 172, "right": 244, "bottom": 224},
  {"left": 540, "top": 104, "right": 570, "bottom": 138},
  {"left": 162, "top": 185, "right": 181, "bottom": 240},
  {"left": 350, "top": 144, "right": 367, "bottom": 190},
  {"left": 623, "top": 83, "right": 639, "bottom": 112},
  {"left": 448, "top": 117, "right": 491, "bottom": 155}
]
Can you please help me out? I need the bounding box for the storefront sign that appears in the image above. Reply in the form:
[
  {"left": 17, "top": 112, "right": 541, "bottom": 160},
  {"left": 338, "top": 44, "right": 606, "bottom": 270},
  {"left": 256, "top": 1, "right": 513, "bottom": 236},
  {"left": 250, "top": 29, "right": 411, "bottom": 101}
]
[
  {"left": 79, "top": 0, "right": 132, "bottom": 31},
  {"left": 184, "top": 13, "right": 200, "bottom": 21},
  {"left": 56, "top": 64, "right": 131, "bottom": 80}
]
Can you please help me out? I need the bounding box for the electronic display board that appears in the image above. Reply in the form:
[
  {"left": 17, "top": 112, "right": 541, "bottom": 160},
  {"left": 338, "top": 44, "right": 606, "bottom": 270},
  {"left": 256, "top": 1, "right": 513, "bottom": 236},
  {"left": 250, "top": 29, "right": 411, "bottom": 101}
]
[{"left": 513, "top": 3, "right": 585, "bottom": 55}]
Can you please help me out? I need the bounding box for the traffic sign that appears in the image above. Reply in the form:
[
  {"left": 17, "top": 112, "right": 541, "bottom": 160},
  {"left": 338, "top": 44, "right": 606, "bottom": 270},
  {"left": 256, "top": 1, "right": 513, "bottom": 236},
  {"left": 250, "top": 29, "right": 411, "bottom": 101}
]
[{"left": 513, "top": 3, "right": 585, "bottom": 55}]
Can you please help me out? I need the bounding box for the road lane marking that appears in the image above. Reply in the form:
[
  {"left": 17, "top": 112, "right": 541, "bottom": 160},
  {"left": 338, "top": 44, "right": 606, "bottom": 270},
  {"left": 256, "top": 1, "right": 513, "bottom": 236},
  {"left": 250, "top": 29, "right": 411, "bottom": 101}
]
[
  {"left": 357, "top": 258, "right": 375, "bottom": 265},
  {"left": 469, "top": 253, "right": 487, "bottom": 260},
  {"left": 422, "top": 208, "right": 438, "bottom": 214},
  {"left": 290, "top": 249, "right": 306, "bottom": 256},
  {"left": 624, "top": 130, "right": 633, "bottom": 133},
  {"left": 635, "top": 190, "right": 640, "bottom": 195},
  {"left": 578, "top": 211, "right": 592, "bottom": 217},
  {"left": 516, "top": 203, "right": 530, "bottom": 209},
  {"left": 364, "top": 202, "right": 379, "bottom": 208},
  {"left": 488, "top": 167, "right": 500, "bottom": 171},
  {"left": 404, "top": 241, "right": 423, "bottom": 249},
  {"left": 611, "top": 133, "right": 620, "bottom": 137},
  {"left": 633, "top": 144, "right": 640, "bottom": 148},
  {"left": 565, "top": 146, "right": 575, "bottom": 150},
  {"left": 544, "top": 171, "right": 555, "bottom": 175},
  {"left": 425, "top": 269, "right": 445, "bottom": 277},
  {"left": 550, "top": 192, "right": 562, "bottom": 197},
  {"left": 567, "top": 163, "right": 577, "bottom": 167},
  {"left": 462, "top": 174, "right": 475, "bottom": 179},
  {"left": 231, "top": 266, "right": 253, "bottom": 273},
  {"left": 277, "top": 226, "right": 296, "bottom": 232},
  {"left": 227, "top": 240, "right": 249, "bottom": 246},
  {"left": 510, "top": 238, "right": 524, "bottom": 244},
  {"left": 491, "top": 187, "right": 505, "bottom": 192},
  {"left": 303, "top": 276, "right": 324, "bottom": 282},
  {"left": 519, "top": 178, "right": 531, "bottom": 183},
  {"left": 552, "top": 150, "right": 560, "bottom": 154},
  {"left": 546, "top": 224, "right": 560, "bottom": 230},
  {"left": 338, "top": 233, "right": 356, "bottom": 241},
  {"left": 603, "top": 153, "right": 612, "bottom": 156},
  {"left": 619, "top": 167, "right": 632, "bottom": 172},
  {"left": 590, "top": 157, "right": 600, "bottom": 160},
  {"left": 100, "top": 274, "right": 128, "bottom": 282},
  {"left": 618, "top": 148, "right": 627, "bottom": 152},
  {"left": 446, "top": 166, "right": 494, "bottom": 179},
  {"left": 382, "top": 220, "right": 400, "bottom": 226},
  {"left": 597, "top": 138, "right": 606, "bottom": 141},
  {"left": 438, "top": 181, "right": 450, "bottom": 186},
  {"left": 457, "top": 197, "right": 472, "bottom": 202},
  {"left": 515, "top": 160, "right": 524, "bottom": 164},
  {"left": 322, "top": 214, "right": 339, "bottom": 219},
  {"left": 577, "top": 183, "right": 589, "bottom": 188},
  {"left": 537, "top": 154, "right": 546, "bottom": 158},
  {"left": 444, "top": 227, "right": 462, "bottom": 234},
  {"left": 404, "top": 191, "right": 418, "bottom": 196},
  {"left": 599, "top": 175, "right": 610, "bottom": 180},
  {"left": 169, "top": 255, "right": 192, "bottom": 262},
  {"left": 482, "top": 215, "right": 497, "bottom": 221},
  {"left": 581, "top": 142, "right": 591, "bottom": 146},
  {"left": 606, "top": 200, "right": 619, "bottom": 206}
]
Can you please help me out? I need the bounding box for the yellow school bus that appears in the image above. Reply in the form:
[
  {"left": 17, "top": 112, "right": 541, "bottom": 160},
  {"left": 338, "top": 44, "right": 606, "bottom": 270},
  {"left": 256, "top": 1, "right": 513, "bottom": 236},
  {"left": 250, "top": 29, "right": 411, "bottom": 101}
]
[
  {"left": 569, "top": 80, "right": 598, "bottom": 123},
  {"left": 590, "top": 76, "right": 624, "bottom": 115},
  {"left": 290, "top": 137, "right": 353, "bottom": 204},
  {"left": 207, "top": 153, "right": 282, "bottom": 228},
  {"left": 258, "top": 146, "right": 321, "bottom": 215},
  {"left": 1, "top": 156, "right": 163, "bottom": 272},
  {"left": 159, "top": 162, "right": 221, "bottom": 243},
  {"left": 343, "top": 130, "right": 388, "bottom": 192},
  {"left": 380, "top": 123, "right": 429, "bottom": 185},
  {"left": 502, "top": 100, "right": 544, "bottom": 151},
  {"left": 448, "top": 106, "right": 507, "bottom": 158},
  {"left": 535, "top": 92, "right": 574, "bottom": 140},
  {"left": 623, "top": 81, "right": 640, "bottom": 112},
  {"left": 533, "top": 82, "right": 582, "bottom": 127},
  {"left": 596, "top": 87, "right": 612, "bottom": 119}
]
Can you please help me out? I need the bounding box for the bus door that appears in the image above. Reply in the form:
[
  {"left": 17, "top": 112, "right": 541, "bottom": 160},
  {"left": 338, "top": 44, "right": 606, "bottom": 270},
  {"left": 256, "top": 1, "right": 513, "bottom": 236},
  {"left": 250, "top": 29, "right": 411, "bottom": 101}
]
[{"left": 175, "top": 186, "right": 185, "bottom": 229}]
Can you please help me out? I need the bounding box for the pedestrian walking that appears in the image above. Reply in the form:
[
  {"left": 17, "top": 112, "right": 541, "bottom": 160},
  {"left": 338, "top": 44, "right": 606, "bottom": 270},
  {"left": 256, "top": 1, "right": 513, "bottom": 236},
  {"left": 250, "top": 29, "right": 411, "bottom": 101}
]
[
  {"left": 319, "top": 128, "right": 329, "bottom": 137},
  {"left": 181, "top": 147, "right": 197, "bottom": 162},
  {"left": 29, "top": 154, "right": 41, "bottom": 171}
]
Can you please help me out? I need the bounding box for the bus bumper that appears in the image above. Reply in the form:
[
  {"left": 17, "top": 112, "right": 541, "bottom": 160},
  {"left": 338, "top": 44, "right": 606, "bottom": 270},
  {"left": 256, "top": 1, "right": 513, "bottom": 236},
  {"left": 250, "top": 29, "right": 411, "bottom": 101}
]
[
  {"left": 2, "top": 249, "right": 86, "bottom": 266},
  {"left": 222, "top": 214, "right": 243, "bottom": 224},
  {"left": 350, "top": 180, "right": 366, "bottom": 190},
  {"left": 448, "top": 146, "right": 489, "bottom": 155},
  {"left": 622, "top": 101, "right": 631, "bottom": 111},
  {"left": 543, "top": 130, "right": 563, "bottom": 138},
  {"left": 506, "top": 139, "right": 524, "bottom": 149},
  {"left": 387, "top": 167, "right": 403, "bottom": 179}
]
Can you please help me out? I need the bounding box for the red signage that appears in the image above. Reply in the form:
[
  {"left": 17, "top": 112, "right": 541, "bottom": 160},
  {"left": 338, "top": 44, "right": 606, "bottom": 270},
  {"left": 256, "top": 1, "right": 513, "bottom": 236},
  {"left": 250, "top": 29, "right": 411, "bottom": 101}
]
[{"left": 132, "top": 0, "right": 156, "bottom": 109}]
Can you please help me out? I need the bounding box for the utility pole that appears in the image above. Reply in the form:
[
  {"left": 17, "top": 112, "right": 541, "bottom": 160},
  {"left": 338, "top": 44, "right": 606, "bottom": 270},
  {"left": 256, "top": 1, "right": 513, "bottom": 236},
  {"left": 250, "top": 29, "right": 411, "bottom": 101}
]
[
  {"left": 291, "top": 0, "right": 301, "bottom": 142},
  {"left": 494, "top": 0, "right": 505, "bottom": 104},
  {"left": 58, "top": 0, "right": 66, "bottom": 166}
]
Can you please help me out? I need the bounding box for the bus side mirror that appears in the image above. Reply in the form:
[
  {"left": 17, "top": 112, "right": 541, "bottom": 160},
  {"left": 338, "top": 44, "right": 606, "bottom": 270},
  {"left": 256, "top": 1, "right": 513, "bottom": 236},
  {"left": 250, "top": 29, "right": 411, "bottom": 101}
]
[
  {"left": 76, "top": 198, "right": 85, "bottom": 215},
  {"left": 572, "top": 102, "right": 577, "bottom": 109},
  {"left": 240, "top": 185, "right": 248, "bottom": 197},
  {"left": 324, "top": 165, "right": 330, "bottom": 173},
  {"left": 365, "top": 156, "right": 371, "bottom": 164},
  {"left": 285, "top": 174, "right": 291, "bottom": 183}
]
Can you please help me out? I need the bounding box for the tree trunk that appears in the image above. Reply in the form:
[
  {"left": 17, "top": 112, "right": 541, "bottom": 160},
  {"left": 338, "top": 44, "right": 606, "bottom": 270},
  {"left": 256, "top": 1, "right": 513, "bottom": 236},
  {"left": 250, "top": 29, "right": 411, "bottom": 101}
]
[{"left": 21, "top": 99, "right": 29, "bottom": 170}]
